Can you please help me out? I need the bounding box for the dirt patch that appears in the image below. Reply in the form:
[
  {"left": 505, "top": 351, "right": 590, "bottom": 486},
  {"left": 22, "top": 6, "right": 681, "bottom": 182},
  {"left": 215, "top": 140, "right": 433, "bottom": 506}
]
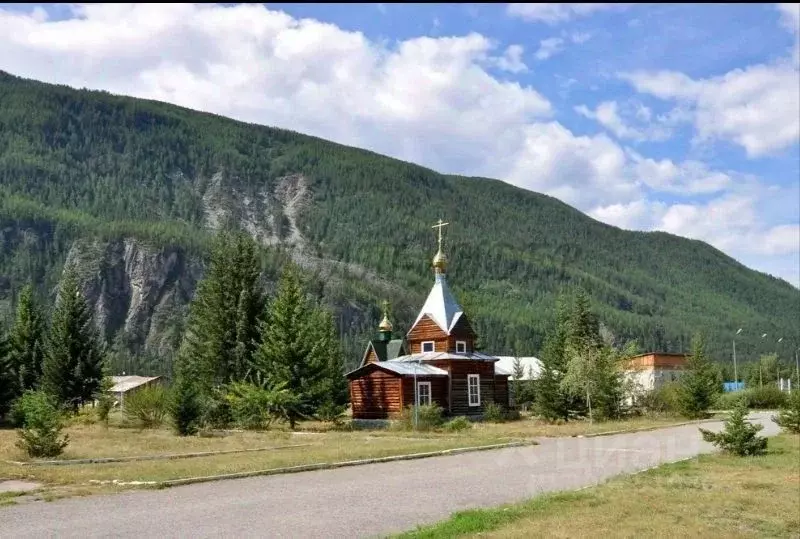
[{"left": 0, "top": 480, "right": 42, "bottom": 493}]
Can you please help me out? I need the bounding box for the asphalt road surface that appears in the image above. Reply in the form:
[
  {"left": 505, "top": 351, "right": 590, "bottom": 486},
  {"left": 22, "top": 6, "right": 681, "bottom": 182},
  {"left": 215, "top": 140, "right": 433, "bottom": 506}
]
[{"left": 0, "top": 412, "right": 779, "bottom": 538}]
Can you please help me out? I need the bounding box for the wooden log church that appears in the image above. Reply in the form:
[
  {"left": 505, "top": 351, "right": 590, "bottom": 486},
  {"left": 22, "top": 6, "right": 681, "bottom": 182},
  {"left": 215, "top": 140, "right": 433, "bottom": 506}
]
[{"left": 346, "top": 220, "right": 511, "bottom": 419}]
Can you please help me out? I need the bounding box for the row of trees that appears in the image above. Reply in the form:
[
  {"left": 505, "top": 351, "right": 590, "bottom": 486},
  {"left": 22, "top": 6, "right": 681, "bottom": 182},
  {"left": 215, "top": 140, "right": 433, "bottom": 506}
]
[
  {"left": 0, "top": 275, "right": 104, "bottom": 417},
  {"left": 521, "top": 288, "right": 725, "bottom": 423},
  {"left": 532, "top": 290, "right": 637, "bottom": 423},
  {"left": 171, "top": 230, "right": 348, "bottom": 433},
  {"left": 1, "top": 229, "right": 349, "bottom": 437}
]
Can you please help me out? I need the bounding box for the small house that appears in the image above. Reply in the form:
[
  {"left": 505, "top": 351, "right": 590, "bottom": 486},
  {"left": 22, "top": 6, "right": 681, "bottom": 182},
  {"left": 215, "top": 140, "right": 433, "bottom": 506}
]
[
  {"left": 109, "top": 375, "right": 162, "bottom": 406},
  {"left": 623, "top": 352, "right": 688, "bottom": 392}
]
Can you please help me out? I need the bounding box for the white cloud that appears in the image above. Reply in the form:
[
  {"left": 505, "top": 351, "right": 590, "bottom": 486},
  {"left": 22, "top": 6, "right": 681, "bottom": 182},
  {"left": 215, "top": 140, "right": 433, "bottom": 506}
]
[
  {"left": 493, "top": 44, "right": 528, "bottom": 73},
  {"left": 569, "top": 32, "right": 592, "bottom": 44},
  {"left": 575, "top": 100, "right": 672, "bottom": 142},
  {"left": 628, "top": 153, "right": 732, "bottom": 194},
  {"left": 620, "top": 6, "right": 800, "bottom": 158},
  {"left": 507, "top": 3, "right": 629, "bottom": 24},
  {"left": 0, "top": 3, "right": 796, "bottom": 285},
  {"left": 534, "top": 37, "right": 564, "bottom": 60}
]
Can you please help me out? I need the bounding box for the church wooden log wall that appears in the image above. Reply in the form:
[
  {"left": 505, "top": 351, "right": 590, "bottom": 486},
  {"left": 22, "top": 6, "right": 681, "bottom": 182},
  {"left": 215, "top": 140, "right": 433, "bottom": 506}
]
[
  {"left": 494, "top": 376, "right": 509, "bottom": 409},
  {"left": 364, "top": 346, "right": 379, "bottom": 365},
  {"left": 407, "top": 315, "right": 476, "bottom": 354},
  {"left": 401, "top": 376, "right": 448, "bottom": 410},
  {"left": 446, "top": 361, "right": 496, "bottom": 416},
  {"left": 407, "top": 315, "right": 449, "bottom": 353},
  {"left": 349, "top": 369, "right": 402, "bottom": 419}
]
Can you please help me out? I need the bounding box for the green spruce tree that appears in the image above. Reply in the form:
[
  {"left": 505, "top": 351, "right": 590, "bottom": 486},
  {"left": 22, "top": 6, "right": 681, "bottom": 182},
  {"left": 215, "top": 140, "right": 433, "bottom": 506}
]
[
  {"left": 534, "top": 294, "right": 572, "bottom": 421},
  {"left": 252, "top": 263, "right": 333, "bottom": 429},
  {"left": 176, "top": 230, "right": 265, "bottom": 394},
  {"left": 8, "top": 284, "right": 45, "bottom": 391},
  {"left": 773, "top": 390, "right": 800, "bottom": 434},
  {"left": 700, "top": 399, "right": 767, "bottom": 456},
  {"left": 0, "top": 329, "right": 16, "bottom": 418},
  {"left": 677, "top": 333, "right": 721, "bottom": 419},
  {"left": 42, "top": 270, "right": 104, "bottom": 411},
  {"left": 308, "top": 308, "right": 349, "bottom": 413}
]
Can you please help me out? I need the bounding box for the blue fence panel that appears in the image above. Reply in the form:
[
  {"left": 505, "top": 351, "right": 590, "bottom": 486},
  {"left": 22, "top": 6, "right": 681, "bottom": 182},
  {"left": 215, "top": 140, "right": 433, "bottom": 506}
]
[{"left": 723, "top": 382, "right": 745, "bottom": 392}]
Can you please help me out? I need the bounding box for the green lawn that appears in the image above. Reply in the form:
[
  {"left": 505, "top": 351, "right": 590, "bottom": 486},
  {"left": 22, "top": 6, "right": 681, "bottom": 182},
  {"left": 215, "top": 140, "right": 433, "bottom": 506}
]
[{"left": 399, "top": 433, "right": 800, "bottom": 538}]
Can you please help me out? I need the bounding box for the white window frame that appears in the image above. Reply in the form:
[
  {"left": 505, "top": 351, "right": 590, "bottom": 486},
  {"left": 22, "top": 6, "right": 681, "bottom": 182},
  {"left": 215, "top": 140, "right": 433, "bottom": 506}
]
[
  {"left": 417, "top": 381, "right": 432, "bottom": 406},
  {"left": 468, "top": 374, "right": 481, "bottom": 406},
  {"left": 421, "top": 341, "right": 435, "bottom": 353},
  {"left": 455, "top": 340, "right": 467, "bottom": 353}
]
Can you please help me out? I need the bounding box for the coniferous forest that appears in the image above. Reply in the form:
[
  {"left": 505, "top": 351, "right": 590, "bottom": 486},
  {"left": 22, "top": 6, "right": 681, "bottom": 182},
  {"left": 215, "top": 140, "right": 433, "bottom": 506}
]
[{"left": 0, "top": 70, "right": 798, "bottom": 379}]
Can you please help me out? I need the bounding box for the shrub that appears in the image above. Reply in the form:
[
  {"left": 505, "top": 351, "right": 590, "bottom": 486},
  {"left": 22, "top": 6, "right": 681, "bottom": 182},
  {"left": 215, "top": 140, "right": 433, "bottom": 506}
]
[
  {"left": 95, "top": 377, "right": 115, "bottom": 426},
  {"left": 773, "top": 390, "right": 800, "bottom": 434},
  {"left": 397, "top": 404, "right": 444, "bottom": 431},
  {"left": 69, "top": 406, "right": 98, "bottom": 426},
  {"left": 715, "top": 390, "right": 748, "bottom": 410},
  {"left": 225, "top": 381, "right": 300, "bottom": 430},
  {"left": 746, "top": 386, "right": 787, "bottom": 409},
  {"left": 200, "top": 387, "right": 233, "bottom": 430},
  {"left": 699, "top": 400, "right": 767, "bottom": 456},
  {"left": 14, "top": 390, "right": 70, "bottom": 458},
  {"left": 638, "top": 383, "right": 682, "bottom": 415},
  {"left": 124, "top": 385, "right": 168, "bottom": 429},
  {"left": 483, "top": 402, "right": 506, "bottom": 423},
  {"left": 715, "top": 386, "right": 788, "bottom": 410},
  {"left": 443, "top": 416, "right": 472, "bottom": 432},
  {"left": 170, "top": 377, "right": 202, "bottom": 436},
  {"left": 316, "top": 401, "right": 347, "bottom": 426}
]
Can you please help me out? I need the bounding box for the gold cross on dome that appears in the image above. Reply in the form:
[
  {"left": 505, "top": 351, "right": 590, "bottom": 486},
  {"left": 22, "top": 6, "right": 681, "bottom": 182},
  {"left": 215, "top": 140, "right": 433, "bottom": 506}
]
[{"left": 431, "top": 218, "right": 449, "bottom": 250}]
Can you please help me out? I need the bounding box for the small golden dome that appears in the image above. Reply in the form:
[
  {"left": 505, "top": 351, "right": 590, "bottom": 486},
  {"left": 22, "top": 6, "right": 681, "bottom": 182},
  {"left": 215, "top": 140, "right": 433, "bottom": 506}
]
[
  {"left": 379, "top": 314, "right": 393, "bottom": 332},
  {"left": 432, "top": 248, "right": 448, "bottom": 273}
]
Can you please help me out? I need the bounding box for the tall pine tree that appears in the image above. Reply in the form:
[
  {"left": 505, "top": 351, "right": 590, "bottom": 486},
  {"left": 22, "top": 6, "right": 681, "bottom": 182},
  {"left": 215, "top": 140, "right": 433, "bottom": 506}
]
[
  {"left": 677, "top": 332, "right": 721, "bottom": 419},
  {"left": 535, "top": 294, "right": 572, "bottom": 421},
  {"left": 0, "top": 329, "right": 15, "bottom": 418},
  {"left": 308, "top": 308, "right": 349, "bottom": 411},
  {"left": 9, "top": 284, "right": 45, "bottom": 391},
  {"left": 176, "top": 229, "right": 265, "bottom": 393},
  {"left": 252, "top": 263, "right": 340, "bottom": 429},
  {"left": 42, "top": 270, "right": 105, "bottom": 411}
]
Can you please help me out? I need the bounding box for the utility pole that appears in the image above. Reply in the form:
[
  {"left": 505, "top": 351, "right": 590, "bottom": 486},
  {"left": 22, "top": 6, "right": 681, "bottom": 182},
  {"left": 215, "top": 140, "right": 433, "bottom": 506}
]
[{"left": 733, "top": 328, "right": 742, "bottom": 388}]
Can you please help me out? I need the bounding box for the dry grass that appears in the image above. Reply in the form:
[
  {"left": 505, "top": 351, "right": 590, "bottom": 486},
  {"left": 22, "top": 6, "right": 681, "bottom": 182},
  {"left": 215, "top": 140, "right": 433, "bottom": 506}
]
[
  {"left": 399, "top": 434, "right": 800, "bottom": 539},
  {"left": 0, "top": 411, "right": 696, "bottom": 503}
]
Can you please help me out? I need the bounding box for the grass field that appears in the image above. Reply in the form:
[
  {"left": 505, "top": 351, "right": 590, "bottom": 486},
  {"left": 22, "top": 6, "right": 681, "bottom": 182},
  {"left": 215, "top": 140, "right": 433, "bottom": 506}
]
[
  {"left": 399, "top": 433, "right": 800, "bottom": 538},
  {"left": 0, "top": 412, "right": 699, "bottom": 503}
]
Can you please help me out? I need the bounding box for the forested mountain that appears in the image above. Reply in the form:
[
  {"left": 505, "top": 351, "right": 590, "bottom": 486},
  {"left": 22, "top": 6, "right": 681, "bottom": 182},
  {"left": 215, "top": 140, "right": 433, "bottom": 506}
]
[{"left": 0, "top": 70, "right": 797, "bottom": 375}]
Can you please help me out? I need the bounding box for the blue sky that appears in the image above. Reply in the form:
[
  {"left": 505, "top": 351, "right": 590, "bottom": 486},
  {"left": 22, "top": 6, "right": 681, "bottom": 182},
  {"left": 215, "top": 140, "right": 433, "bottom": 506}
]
[{"left": 0, "top": 3, "right": 798, "bottom": 285}]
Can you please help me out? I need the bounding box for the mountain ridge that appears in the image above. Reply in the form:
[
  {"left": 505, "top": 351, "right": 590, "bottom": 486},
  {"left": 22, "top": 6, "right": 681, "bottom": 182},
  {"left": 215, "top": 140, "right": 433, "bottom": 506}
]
[{"left": 0, "top": 69, "right": 797, "bottom": 374}]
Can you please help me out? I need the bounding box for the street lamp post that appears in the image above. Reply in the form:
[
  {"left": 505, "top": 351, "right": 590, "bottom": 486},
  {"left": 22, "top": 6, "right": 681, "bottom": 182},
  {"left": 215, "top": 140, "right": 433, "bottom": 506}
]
[
  {"left": 733, "top": 328, "right": 742, "bottom": 388},
  {"left": 760, "top": 333, "right": 767, "bottom": 388},
  {"left": 777, "top": 338, "right": 783, "bottom": 385},
  {"left": 413, "top": 359, "right": 418, "bottom": 430}
]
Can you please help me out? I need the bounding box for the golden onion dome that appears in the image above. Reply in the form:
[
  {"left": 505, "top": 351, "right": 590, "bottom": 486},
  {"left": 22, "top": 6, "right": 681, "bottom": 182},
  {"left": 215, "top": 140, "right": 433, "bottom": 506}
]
[
  {"left": 432, "top": 248, "right": 448, "bottom": 273},
  {"left": 379, "top": 313, "right": 393, "bottom": 332}
]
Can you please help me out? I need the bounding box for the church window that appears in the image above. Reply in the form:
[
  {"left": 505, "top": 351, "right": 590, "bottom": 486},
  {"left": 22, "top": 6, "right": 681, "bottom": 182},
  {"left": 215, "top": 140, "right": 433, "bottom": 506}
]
[
  {"left": 456, "top": 341, "right": 467, "bottom": 353},
  {"left": 468, "top": 374, "right": 481, "bottom": 406},
  {"left": 417, "top": 382, "right": 431, "bottom": 406},
  {"left": 422, "top": 341, "right": 435, "bottom": 352}
]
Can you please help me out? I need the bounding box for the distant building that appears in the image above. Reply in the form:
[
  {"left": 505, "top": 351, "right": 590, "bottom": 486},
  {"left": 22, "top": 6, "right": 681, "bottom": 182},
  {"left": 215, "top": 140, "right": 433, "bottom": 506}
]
[
  {"left": 623, "top": 352, "right": 688, "bottom": 393},
  {"left": 493, "top": 356, "right": 542, "bottom": 381},
  {"left": 109, "top": 375, "right": 162, "bottom": 406}
]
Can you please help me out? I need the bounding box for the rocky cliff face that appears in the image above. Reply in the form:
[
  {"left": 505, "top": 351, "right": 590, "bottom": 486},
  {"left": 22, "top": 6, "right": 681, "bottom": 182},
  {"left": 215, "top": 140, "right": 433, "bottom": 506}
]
[
  {"left": 64, "top": 237, "right": 202, "bottom": 358},
  {"left": 52, "top": 171, "right": 401, "bottom": 365}
]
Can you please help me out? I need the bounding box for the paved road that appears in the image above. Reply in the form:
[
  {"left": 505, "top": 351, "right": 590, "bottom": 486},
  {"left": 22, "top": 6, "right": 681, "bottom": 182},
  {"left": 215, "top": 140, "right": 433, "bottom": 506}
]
[{"left": 0, "top": 413, "right": 779, "bottom": 538}]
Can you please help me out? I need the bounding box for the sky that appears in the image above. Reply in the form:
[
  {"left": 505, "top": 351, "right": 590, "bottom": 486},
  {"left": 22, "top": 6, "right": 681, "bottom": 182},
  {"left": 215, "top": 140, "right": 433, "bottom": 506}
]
[{"left": 0, "top": 3, "right": 798, "bottom": 287}]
